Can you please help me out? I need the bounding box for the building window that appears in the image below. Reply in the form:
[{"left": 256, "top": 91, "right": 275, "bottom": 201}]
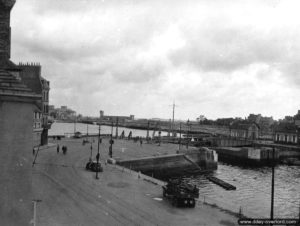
[{"left": 280, "top": 135, "right": 283, "bottom": 141}]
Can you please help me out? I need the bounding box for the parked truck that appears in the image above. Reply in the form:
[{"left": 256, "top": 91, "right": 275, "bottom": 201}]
[{"left": 162, "top": 179, "right": 199, "bottom": 208}]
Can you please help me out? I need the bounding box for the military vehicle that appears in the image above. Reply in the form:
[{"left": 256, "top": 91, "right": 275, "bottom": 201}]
[
  {"left": 85, "top": 161, "right": 103, "bottom": 172},
  {"left": 162, "top": 179, "right": 199, "bottom": 208}
]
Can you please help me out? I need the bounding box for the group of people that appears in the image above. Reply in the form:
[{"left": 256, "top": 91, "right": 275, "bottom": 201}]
[{"left": 57, "top": 144, "right": 67, "bottom": 154}]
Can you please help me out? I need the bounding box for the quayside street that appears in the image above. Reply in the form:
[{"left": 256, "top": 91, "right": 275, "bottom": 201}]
[{"left": 32, "top": 137, "right": 238, "bottom": 226}]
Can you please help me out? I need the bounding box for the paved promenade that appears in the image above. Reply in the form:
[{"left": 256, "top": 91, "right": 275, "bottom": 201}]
[{"left": 32, "top": 137, "right": 239, "bottom": 226}]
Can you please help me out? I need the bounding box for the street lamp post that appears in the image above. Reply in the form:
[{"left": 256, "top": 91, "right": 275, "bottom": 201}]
[
  {"left": 109, "top": 121, "right": 114, "bottom": 158},
  {"left": 90, "top": 141, "right": 93, "bottom": 161},
  {"left": 179, "top": 122, "right": 182, "bottom": 150},
  {"left": 74, "top": 112, "right": 77, "bottom": 134},
  {"left": 158, "top": 123, "right": 161, "bottom": 146},
  {"left": 270, "top": 147, "right": 275, "bottom": 220},
  {"left": 146, "top": 120, "right": 150, "bottom": 143},
  {"left": 96, "top": 111, "right": 101, "bottom": 179},
  {"left": 115, "top": 117, "right": 119, "bottom": 139},
  {"left": 186, "top": 119, "right": 190, "bottom": 149}
]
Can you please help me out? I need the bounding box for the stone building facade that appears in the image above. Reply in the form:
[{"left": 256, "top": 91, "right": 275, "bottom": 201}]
[
  {"left": 0, "top": 69, "right": 40, "bottom": 225},
  {"left": 100, "top": 110, "right": 134, "bottom": 123},
  {"left": 229, "top": 122, "right": 260, "bottom": 140},
  {"left": 49, "top": 105, "right": 76, "bottom": 120},
  {"left": 18, "top": 63, "right": 51, "bottom": 146},
  {"left": 274, "top": 122, "right": 299, "bottom": 145},
  {"left": 0, "top": 1, "right": 45, "bottom": 223}
]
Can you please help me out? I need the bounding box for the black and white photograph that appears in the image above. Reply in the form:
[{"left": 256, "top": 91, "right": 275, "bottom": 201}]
[{"left": 0, "top": 0, "right": 300, "bottom": 225}]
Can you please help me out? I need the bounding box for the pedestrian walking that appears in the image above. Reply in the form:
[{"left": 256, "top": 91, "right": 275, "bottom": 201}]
[
  {"left": 109, "top": 146, "right": 112, "bottom": 158},
  {"left": 33, "top": 148, "right": 35, "bottom": 156},
  {"left": 140, "top": 139, "right": 143, "bottom": 146},
  {"left": 57, "top": 144, "right": 59, "bottom": 154}
]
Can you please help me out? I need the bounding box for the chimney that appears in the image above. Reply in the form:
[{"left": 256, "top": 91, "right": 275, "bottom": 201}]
[{"left": 0, "top": 0, "right": 16, "bottom": 60}]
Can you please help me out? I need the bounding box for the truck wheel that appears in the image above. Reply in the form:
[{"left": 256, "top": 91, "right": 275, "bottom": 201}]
[
  {"left": 85, "top": 162, "right": 90, "bottom": 170},
  {"left": 189, "top": 199, "right": 196, "bottom": 208},
  {"left": 183, "top": 199, "right": 188, "bottom": 207},
  {"left": 172, "top": 197, "right": 178, "bottom": 207}
]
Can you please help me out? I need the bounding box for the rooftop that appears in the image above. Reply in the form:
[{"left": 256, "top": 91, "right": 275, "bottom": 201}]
[
  {"left": 0, "top": 69, "right": 41, "bottom": 101},
  {"left": 275, "top": 122, "right": 298, "bottom": 133},
  {"left": 230, "top": 121, "right": 259, "bottom": 130}
]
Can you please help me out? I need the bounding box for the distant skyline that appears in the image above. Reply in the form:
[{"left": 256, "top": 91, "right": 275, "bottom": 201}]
[{"left": 10, "top": 0, "right": 300, "bottom": 120}]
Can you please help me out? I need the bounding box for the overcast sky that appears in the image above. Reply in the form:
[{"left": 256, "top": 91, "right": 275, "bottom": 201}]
[{"left": 10, "top": 0, "right": 300, "bottom": 120}]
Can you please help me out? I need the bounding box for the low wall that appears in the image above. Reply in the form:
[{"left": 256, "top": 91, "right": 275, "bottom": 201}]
[
  {"left": 213, "top": 137, "right": 253, "bottom": 147},
  {"left": 111, "top": 164, "right": 167, "bottom": 186},
  {"left": 117, "top": 152, "right": 217, "bottom": 178},
  {"left": 255, "top": 143, "right": 300, "bottom": 158}
]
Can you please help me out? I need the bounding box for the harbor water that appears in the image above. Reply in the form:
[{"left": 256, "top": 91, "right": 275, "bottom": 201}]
[
  {"left": 49, "top": 122, "right": 169, "bottom": 137},
  {"left": 181, "top": 163, "right": 300, "bottom": 218},
  {"left": 49, "top": 122, "right": 300, "bottom": 218}
]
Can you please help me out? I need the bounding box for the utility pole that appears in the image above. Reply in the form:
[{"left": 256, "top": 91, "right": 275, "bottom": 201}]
[
  {"left": 74, "top": 112, "right": 77, "bottom": 134},
  {"left": 96, "top": 112, "right": 101, "bottom": 179},
  {"left": 168, "top": 119, "right": 171, "bottom": 137},
  {"left": 158, "top": 125, "right": 161, "bottom": 146},
  {"left": 179, "top": 122, "right": 182, "bottom": 150},
  {"left": 90, "top": 140, "right": 93, "bottom": 161},
  {"left": 186, "top": 119, "right": 190, "bottom": 149},
  {"left": 146, "top": 120, "right": 150, "bottom": 143},
  {"left": 86, "top": 124, "right": 89, "bottom": 143},
  {"left": 270, "top": 147, "right": 275, "bottom": 220},
  {"left": 169, "top": 102, "right": 178, "bottom": 137}
]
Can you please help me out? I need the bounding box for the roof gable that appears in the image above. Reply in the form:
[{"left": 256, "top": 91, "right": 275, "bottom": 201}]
[{"left": 230, "top": 121, "right": 259, "bottom": 130}]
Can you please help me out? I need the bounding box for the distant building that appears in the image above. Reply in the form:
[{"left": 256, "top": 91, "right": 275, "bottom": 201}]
[
  {"left": 247, "top": 114, "right": 262, "bottom": 124},
  {"left": 282, "top": 115, "right": 294, "bottom": 123},
  {"left": 229, "top": 121, "right": 260, "bottom": 140},
  {"left": 58, "top": 106, "right": 76, "bottom": 120},
  {"left": 18, "top": 62, "right": 51, "bottom": 146},
  {"left": 248, "top": 114, "right": 274, "bottom": 139},
  {"left": 48, "top": 105, "right": 76, "bottom": 120},
  {"left": 274, "top": 123, "right": 299, "bottom": 145},
  {"left": 294, "top": 110, "right": 300, "bottom": 127},
  {"left": 100, "top": 110, "right": 134, "bottom": 123}
]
